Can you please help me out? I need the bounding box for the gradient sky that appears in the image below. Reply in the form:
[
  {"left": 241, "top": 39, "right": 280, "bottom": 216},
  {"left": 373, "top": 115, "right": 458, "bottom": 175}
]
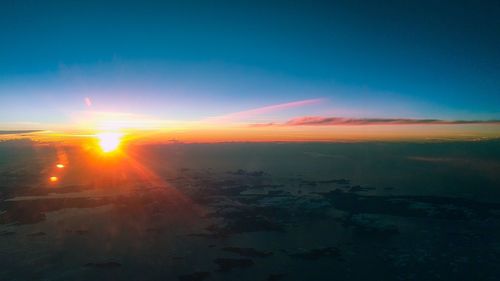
[{"left": 1, "top": 0, "right": 499, "bottom": 136}]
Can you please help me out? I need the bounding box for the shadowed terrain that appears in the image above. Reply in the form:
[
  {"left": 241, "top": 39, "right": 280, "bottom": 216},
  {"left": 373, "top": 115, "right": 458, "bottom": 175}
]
[{"left": 1, "top": 140, "right": 500, "bottom": 280}]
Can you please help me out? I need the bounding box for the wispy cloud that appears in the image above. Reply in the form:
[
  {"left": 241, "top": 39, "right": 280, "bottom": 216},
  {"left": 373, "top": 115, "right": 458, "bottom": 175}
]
[
  {"left": 206, "top": 98, "right": 324, "bottom": 123},
  {"left": 249, "top": 116, "right": 500, "bottom": 127},
  {"left": 0, "top": 130, "right": 43, "bottom": 135}
]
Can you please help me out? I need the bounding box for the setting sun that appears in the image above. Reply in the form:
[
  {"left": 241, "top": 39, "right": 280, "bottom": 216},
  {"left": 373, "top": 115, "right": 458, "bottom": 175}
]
[{"left": 96, "top": 132, "right": 123, "bottom": 153}]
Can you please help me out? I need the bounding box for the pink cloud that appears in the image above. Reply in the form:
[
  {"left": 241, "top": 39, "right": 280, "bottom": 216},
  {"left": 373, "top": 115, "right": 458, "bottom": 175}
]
[
  {"left": 249, "top": 116, "right": 500, "bottom": 127},
  {"left": 207, "top": 98, "right": 324, "bottom": 122},
  {"left": 84, "top": 97, "right": 92, "bottom": 107}
]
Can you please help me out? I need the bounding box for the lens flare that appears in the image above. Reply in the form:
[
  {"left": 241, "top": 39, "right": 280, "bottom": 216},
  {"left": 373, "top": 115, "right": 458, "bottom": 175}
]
[
  {"left": 49, "top": 176, "right": 58, "bottom": 182},
  {"left": 56, "top": 163, "right": 65, "bottom": 168},
  {"left": 96, "top": 132, "right": 123, "bottom": 153}
]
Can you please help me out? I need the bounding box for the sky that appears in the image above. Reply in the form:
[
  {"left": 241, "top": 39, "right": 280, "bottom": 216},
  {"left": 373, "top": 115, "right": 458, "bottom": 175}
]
[{"left": 0, "top": 0, "right": 499, "bottom": 140}]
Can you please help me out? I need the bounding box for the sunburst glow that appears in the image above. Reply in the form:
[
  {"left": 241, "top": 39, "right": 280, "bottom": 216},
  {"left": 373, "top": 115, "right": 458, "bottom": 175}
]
[{"left": 96, "top": 132, "right": 123, "bottom": 153}]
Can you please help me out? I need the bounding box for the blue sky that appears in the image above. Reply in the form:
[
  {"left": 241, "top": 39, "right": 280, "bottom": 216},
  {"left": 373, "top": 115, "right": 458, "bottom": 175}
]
[{"left": 1, "top": 0, "right": 499, "bottom": 129}]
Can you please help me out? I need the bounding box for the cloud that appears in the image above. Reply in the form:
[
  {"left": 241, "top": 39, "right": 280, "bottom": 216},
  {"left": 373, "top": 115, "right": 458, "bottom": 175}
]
[
  {"left": 0, "top": 130, "right": 43, "bottom": 135},
  {"left": 249, "top": 116, "right": 500, "bottom": 127},
  {"left": 84, "top": 97, "right": 92, "bottom": 107},
  {"left": 207, "top": 98, "right": 324, "bottom": 123}
]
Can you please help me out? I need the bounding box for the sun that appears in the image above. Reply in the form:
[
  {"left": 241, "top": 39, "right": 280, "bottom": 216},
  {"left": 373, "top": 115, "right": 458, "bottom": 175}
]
[{"left": 96, "top": 132, "right": 123, "bottom": 153}]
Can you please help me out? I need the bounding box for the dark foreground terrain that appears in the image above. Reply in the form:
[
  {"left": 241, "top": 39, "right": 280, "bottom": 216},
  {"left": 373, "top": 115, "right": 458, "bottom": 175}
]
[{"left": 1, "top": 140, "right": 500, "bottom": 280}]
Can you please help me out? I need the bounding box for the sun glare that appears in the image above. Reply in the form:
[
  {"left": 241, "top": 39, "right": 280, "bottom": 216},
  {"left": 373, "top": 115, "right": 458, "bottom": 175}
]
[{"left": 97, "top": 132, "right": 123, "bottom": 153}]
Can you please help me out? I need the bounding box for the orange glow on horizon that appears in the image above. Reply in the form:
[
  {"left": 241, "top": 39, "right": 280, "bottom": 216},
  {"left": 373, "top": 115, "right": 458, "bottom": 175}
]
[{"left": 2, "top": 122, "right": 500, "bottom": 145}]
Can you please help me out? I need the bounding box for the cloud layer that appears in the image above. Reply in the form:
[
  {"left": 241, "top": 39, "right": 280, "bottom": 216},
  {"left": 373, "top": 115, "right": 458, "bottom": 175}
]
[
  {"left": 250, "top": 116, "right": 500, "bottom": 127},
  {"left": 0, "top": 130, "right": 42, "bottom": 135}
]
